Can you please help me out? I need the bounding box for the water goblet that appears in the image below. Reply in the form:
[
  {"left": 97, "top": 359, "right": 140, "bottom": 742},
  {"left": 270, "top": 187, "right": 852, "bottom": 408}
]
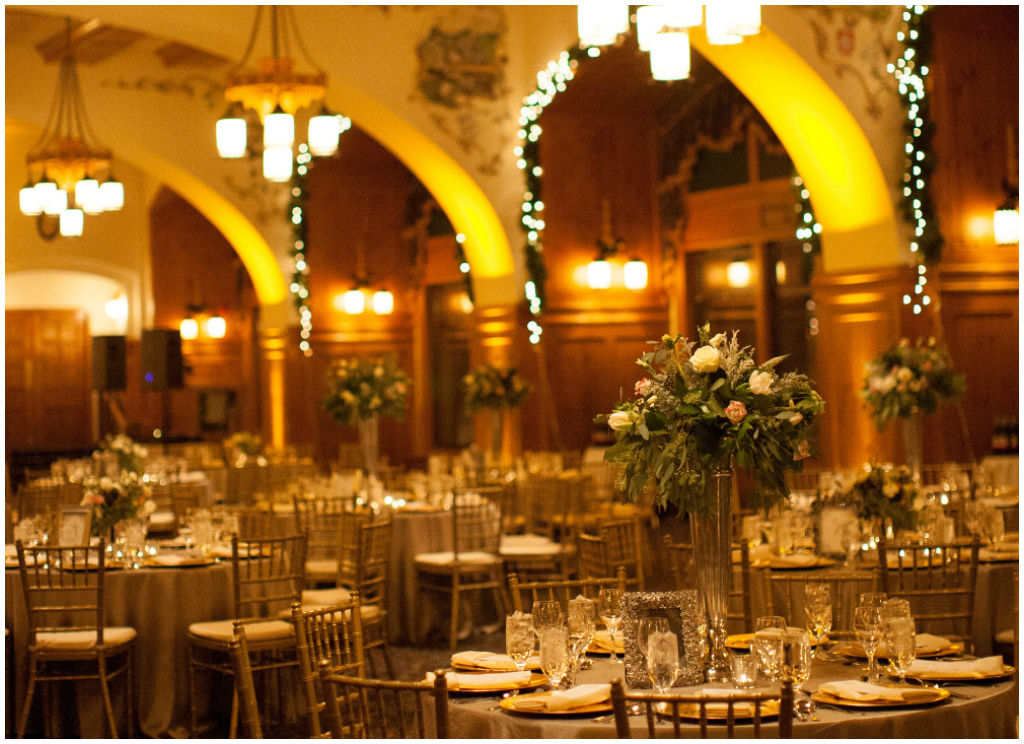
[
  {"left": 753, "top": 616, "right": 786, "bottom": 680},
  {"left": 539, "top": 626, "right": 571, "bottom": 689},
  {"left": 781, "top": 629, "right": 813, "bottom": 687},
  {"left": 884, "top": 616, "right": 916, "bottom": 683},
  {"left": 804, "top": 586, "right": 833, "bottom": 661},
  {"left": 598, "top": 587, "right": 624, "bottom": 663},
  {"left": 646, "top": 630, "right": 679, "bottom": 694},
  {"left": 567, "top": 597, "right": 597, "bottom": 673},
  {"left": 638, "top": 616, "right": 670, "bottom": 668},
  {"left": 506, "top": 612, "right": 535, "bottom": 674},
  {"left": 532, "top": 600, "right": 564, "bottom": 636},
  {"left": 854, "top": 605, "right": 883, "bottom": 684},
  {"left": 858, "top": 592, "right": 886, "bottom": 608}
]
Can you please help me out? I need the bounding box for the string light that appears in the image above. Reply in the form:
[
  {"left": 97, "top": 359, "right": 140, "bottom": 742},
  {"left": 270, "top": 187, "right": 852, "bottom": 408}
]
[
  {"left": 890, "top": 5, "right": 939, "bottom": 316},
  {"left": 792, "top": 175, "right": 820, "bottom": 337},
  {"left": 290, "top": 143, "right": 313, "bottom": 356}
]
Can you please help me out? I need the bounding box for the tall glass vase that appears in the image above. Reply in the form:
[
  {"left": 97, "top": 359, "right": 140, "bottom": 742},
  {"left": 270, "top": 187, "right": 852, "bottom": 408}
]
[
  {"left": 488, "top": 408, "right": 505, "bottom": 472},
  {"left": 689, "top": 467, "right": 733, "bottom": 683},
  {"left": 902, "top": 411, "right": 924, "bottom": 482},
  {"left": 357, "top": 415, "right": 380, "bottom": 480}
]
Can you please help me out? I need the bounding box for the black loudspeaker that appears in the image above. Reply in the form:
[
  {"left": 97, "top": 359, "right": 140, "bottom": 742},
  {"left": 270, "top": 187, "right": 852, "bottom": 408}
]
[
  {"left": 91, "top": 336, "right": 127, "bottom": 391},
  {"left": 141, "top": 329, "right": 184, "bottom": 391}
]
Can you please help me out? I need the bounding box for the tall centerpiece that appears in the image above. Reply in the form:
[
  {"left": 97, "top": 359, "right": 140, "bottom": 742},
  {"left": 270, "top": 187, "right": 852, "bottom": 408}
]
[
  {"left": 831, "top": 463, "right": 923, "bottom": 541},
  {"left": 860, "top": 337, "right": 965, "bottom": 479},
  {"left": 463, "top": 364, "right": 532, "bottom": 470},
  {"left": 95, "top": 434, "right": 147, "bottom": 477},
  {"left": 599, "top": 325, "right": 824, "bottom": 681},
  {"left": 224, "top": 431, "right": 262, "bottom": 467},
  {"left": 322, "top": 356, "right": 410, "bottom": 479}
]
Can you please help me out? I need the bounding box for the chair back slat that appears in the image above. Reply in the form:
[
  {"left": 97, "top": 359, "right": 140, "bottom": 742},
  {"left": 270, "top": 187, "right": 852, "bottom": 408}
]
[
  {"left": 508, "top": 568, "right": 627, "bottom": 614},
  {"left": 451, "top": 494, "right": 502, "bottom": 560},
  {"left": 16, "top": 541, "right": 107, "bottom": 645},
  {"left": 765, "top": 569, "right": 879, "bottom": 639},
  {"left": 231, "top": 534, "right": 308, "bottom": 620}
]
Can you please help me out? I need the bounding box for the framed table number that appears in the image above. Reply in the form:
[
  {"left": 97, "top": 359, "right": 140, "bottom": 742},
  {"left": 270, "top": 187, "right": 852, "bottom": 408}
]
[
  {"left": 58, "top": 507, "right": 93, "bottom": 546},
  {"left": 621, "top": 590, "right": 703, "bottom": 687}
]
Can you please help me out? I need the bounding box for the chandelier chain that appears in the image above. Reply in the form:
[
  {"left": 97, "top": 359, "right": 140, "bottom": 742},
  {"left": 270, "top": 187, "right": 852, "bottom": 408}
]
[
  {"left": 228, "top": 6, "right": 265, "bottom": 74},
  {"left": 283, "top": 6, "right": 325, "bottom": 74}
]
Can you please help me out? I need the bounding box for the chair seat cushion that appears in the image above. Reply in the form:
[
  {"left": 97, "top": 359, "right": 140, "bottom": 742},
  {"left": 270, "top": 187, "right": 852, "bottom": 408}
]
[
  {"left": 278, "top": 602, "right": 382, "bottom": 622},
  {"left": 301, "top": 587, "right": 352, "bottom": 607},
  {"left": 306, "top": 559, "right": 339, "bottom": 578},
  {"left": 35, "top": 627, "right": 136, "bottom": 650},
  {"left": 414, "top": 551, "right": 501, "bottom": 566},
  {"left": 994, "top": 628, "right": 1015, "bottom": 644},
  {"left": 149, "top": 512, "right": 177, "bottom": 527},
  {"left": 188, "top": 619, "right": 293, "bottom": 643},
  {"left": 500, "top": 534, "right": 563, "bottom": 556}
]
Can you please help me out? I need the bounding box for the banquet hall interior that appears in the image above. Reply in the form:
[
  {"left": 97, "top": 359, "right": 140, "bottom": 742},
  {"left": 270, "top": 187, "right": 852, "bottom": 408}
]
[{"left": 4, "top": 4, "right": 1019, "bottom": 739}]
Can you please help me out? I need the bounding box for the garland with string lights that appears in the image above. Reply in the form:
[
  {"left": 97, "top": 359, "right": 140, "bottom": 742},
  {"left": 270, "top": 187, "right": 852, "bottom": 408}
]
[
  {"left": 890, "top": 4, "right": 939, "bottom": 316},
  {"left": 791, "top": 173, "right": 821, "bottom": 337},
  {"left": 289, "top": 143, "right": 314, "bottom": 356}
]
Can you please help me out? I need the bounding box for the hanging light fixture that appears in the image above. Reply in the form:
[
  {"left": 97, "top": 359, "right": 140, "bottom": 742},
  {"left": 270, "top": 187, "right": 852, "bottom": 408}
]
[
  {"left": 586, "top": 199, "right": 644, "bottom": 290},
  {"left": 577, "top": 3, "right": 630, "bottom": 47},
  {"left": 19, "top": 18, "right": 122, "bottom": 240},
  {"left": 994, "top": 127, "right": 1019, "bottom": 245},
  {"left": 216, "top": 6, "right": 351, "bottom": 180}
]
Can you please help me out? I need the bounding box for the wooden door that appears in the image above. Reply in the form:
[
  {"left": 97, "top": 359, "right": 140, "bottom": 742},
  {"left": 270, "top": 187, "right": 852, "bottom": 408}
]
[{"left": 5, "top": 309, "right": 92, "bottom": 451}]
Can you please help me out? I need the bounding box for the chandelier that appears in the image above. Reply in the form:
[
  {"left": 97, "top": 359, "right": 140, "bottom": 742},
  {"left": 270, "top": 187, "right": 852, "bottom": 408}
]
[
  {"left": 18, "top": 18, "right": 124, "bottom": 239},
  {"left": 577, "top": 3, "right": 761, "bottom": 80},
  {"left": 216, "top": 5, "right": 350, "bottom": 182}
]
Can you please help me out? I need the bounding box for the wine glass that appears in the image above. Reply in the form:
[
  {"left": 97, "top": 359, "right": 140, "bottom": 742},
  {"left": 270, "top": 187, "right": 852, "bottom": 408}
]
[
  {"left": 841, "top": 520, "right": 862, "bottom": 566},
  {"left": 753, "top": 616, "right": 785, "bottom": 680},
  {"left": 646, "top": 630, "right": 679, "bottom": 694},
  {"left": 804, "top": 584, "right": 833, "bottom": 661},
  {"left": 532, "top": 600, "right": 564, "bottom": 636},
  {"left": 506, "top": 613, "right": 535, "bottom": 673},
  {"left": 539, "top": 626, "right": 571, "bottom": 689},
  {"left": 854, "top": 606, "right": 883, "bottom": 684},
  {"left": 884, "top": 616, "right": 916, "bottom": 683},
  {"left": 598, "top": 587, "right": 624, "bottom": 663},
  {"left": 567, "top": 597, "right": 597, "bottom": 674},
  {"left": 782, "top": 629, "right": 813, "bottom": 687},
  {"left": 638, "top": 616, "right": 670, "bottom": 668},
  {"left": 964, "top": 500, "right": 984, "bottom": 538},
  {"left": 859, "top": 592, "right": 887, "bottom": 608}
]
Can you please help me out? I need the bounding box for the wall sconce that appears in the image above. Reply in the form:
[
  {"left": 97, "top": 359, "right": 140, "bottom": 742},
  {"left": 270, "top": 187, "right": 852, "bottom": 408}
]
[
  {"left": 726, "top": 260, "right": 752, "bottom": 288},
  {"left": 205, "top": 313, "right": 227, "bottom": 338},
  {"left": 587, "top": 199, "right": 648, "bottom": 290},
  {"left": 335, "top": 279, "right": 394, "bottom": 316},
  {"left": 180, "top": 317, "right": 199, "bottom": 340},
  {"left": 994, "top": 127, "right": 1019, "bottom": 245},
  {"left": 180, "top": 302, "right": 226, "bottom": 339},
  {"left": 623, "top": 257, "right": 648, "bottom": 290},
  {"left": 371, "top": 289, "right": 394, "bottom": 315}
]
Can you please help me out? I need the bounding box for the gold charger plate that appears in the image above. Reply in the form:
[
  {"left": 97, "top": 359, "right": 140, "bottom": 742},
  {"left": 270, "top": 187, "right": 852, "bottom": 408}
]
[
  {"left": 726, "top": 633, "right": 819, "bottom": 651},
  {"left": 143, "top": 556, "right": 216, "bottom": 568},
  {"left": 500, "top": 690, "right": 612, "bottom": 715},
  {"left": 751, "top": 556, "right": 836, "bottom": 570},
  {"left": 453, "top": 672, "right": 547, "bottom": 694},
  {"left": 451, "top": 659, "right": 542, "bottom": 673},
  {"left": 835, "top": 642, "right": 961, "bottom": 660},
  {"left": 654, "top": 699, "right": 780, "bottom": 720},
  {"left": 811, "top": 684, "right": 949, "bottom": 708},
  {"left": 898, "top": 664, "right": 1017, "bottom": 683}
]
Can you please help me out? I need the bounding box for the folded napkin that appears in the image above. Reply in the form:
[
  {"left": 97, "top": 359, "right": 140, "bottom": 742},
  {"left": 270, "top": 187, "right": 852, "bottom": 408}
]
[
  {"left": 906, "top": 655, "right": 1005, "bottom": 679},
  {"left": 874, "top": 633, "right": 951, "bottom": 659},
  {"left": 590, "top": 630, "right": 624, "bottom": 654},
  {"left": 986, "top": 540, "right": 1019, "bottom": 554},
  {"left": 818, "top": 680, "right": 936, "bottom": 703},
  {"left": 425, "top": 671, "right": 532, "bottom": 691},
  {"left": 451, "top": 651, "right": 540, "bottom": 672},
  {"left": 771, "top": 552, "right": 819, "bottom": 567},
  {"left": 510, "top": 683, "right": 611, "bottom": 712}
]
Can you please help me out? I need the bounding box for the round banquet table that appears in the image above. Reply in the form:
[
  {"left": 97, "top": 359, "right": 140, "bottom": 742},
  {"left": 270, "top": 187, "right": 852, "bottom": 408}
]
[
  {"left": 446, "top": 656, "right": 1018, "bottom": 738},
  {"left": 5, "top": 559, "right": 233, "bottom": 738}
]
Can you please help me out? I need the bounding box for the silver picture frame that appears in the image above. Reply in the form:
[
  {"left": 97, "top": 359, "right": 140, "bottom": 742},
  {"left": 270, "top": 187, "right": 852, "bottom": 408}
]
[{"left": 621, "top": 589, "right": 703, "bottom": 687}]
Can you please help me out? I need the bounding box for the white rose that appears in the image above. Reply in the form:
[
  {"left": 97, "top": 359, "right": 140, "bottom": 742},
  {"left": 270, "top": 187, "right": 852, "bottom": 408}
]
[
  {"left": 877, "top": 375, "right": 897, "bottom": 394},
  {"left": 690, "top": 345, "right": 721, "bottom": 374},
  {"left": 896, "top": 366, "right": 914, "bottom": 382},
  {"left": 143, "top": 499, "right": 157, "bottom": 515},
  {"left": 608, "top": 411, "right": 633, "bottom": 432},
  {"left": 710, "top": 333, "right": 726, "bottom": 348},
  {"left": 789, "top": 412, "right": 803, "bottom": 425},
  {"left": 749, "top": 370, "right": 774, "bottom": 395}
]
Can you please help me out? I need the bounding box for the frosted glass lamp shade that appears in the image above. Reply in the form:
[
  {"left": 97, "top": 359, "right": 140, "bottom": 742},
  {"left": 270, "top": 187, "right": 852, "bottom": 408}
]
[
  {"left": 308, "top": 111, "right": 340, "bottom": 156},
  {"left": 100, "top": 180, "right": 124, "bottom": 210},
  {"left": 216, "top": 116, "right": 248, "bottom": 158},
  {"left": 728, "top": 1, "right": 762, "bottom": 35},
  {"left": 206, "top": 315, "right": 227, "bottom": 338},
  {"left": 624, "top": 259, "right": 648, "bottom": 290},
  {"left": 74, "top": 178, "right": 100, "bottom": 206},
  {"left": 59, "top": 208, "right": 84, "bottom": 237},
  {"left": 705, "top": 4, "right": 744, "bottom": 44},
  {"left": 180, "top": 318, "right": 199, "bottom": 340},
  {"left": 663, "top": 2, "right": 703, "bottom": 28},
  {"left": 577, "top": 3, "right": 630, "bottom": 47},
  {"left": 636, "top": 5, "right": 665, "bottom": 51},
  {"left": 650, "top": 30, "right": 691, "bottom": 80},
  {"left": 342, "top": 289, "right": 366, "bottom": 314},
  {"left": 372, "top": 290, "right": 394, "bottom": 315},
  {"left": 263, "top": 108, "right": 295, "bottom": 148},
  {"left": 994, "top": 207, "right": 1019, "bottom": 245},
  {"left": 19, "top": 184, "right": 41, "bottom": 216},
  {"left": 587, "top": 259, "right": 612, "bottom": 289},
  {"left": 263, "top": 146, "right": 294, "bottom": 182},
  {"left": 43, "top": 188, "right": 68, "bottom": 215},
  {"left": 727, "top": 260, "right": 752, "bottom": 287}
]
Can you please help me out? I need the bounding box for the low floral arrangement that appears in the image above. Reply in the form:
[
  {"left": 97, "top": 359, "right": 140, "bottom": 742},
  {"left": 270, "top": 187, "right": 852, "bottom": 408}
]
[
  {"left": 830, "top": 463, "right": 923, "bottom": 532},
  {"left": 81, "top": 472, "right": 156, "bottom": 535},
  {"left": 96, "top": 434, "right": 147, "bottom": 476},
  {"left": 323, "top": 355, "right": 410, "bottom": 427},
  {"left": 463, "top": 364, "right": 532, "bottom": 413},
  {"left": 598, "top": 325, "right": 825, "bottom": 515},
  {"left": 224, "top": 432, "right": 262, "bottom": 457},
  {"left": 860, "top": 337, "right": 965, "bottom": 429}
]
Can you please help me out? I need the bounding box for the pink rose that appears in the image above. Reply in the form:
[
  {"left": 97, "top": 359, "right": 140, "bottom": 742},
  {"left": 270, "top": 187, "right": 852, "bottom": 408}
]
[
  {"left": 83, "top": 493, "right": 105, "bottom": 506},
  {"left": 793, "top": 440, "right": 811, "bottom": 461},
  {"left": 724, "top": 400, "right": 747, "bottom": 424},
  {"left": 635, "top": 378, "right": 652, "bottom": 397},
  {"left": 922, "top": 361, "right": 933, "bottom": 372}
]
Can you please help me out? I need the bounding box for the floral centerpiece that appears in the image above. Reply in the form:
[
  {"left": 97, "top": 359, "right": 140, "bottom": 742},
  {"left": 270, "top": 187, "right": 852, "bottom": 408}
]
[
  {"left": 831, "top": 463, "right": 923, "bottom": 533},
  {"left": 322, "top": 356, "right": 410, "bottom": 478},
  {"left": 598, "top": 325, "right": 824, "bottom": 682},
  {"left": 225, "top": 431, "right": 261, "bottom": 456},
  {"left": 96, "top": 434, "right": 148, "bottom": 476},
  {"left": 860, "top": 337, "right": 965, "bottom": 429},
  {"left": 81, "top": 472, "right": 156, "bottom": 536},
  {"left": 463, "top": 365, "right": 532, "bottom": 413},
  {"left": 600, "top": 325, "right": 825, "bottom": 516}
]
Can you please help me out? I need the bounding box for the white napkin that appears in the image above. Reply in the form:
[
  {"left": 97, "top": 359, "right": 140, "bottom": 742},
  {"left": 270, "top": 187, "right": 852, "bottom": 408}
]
[
  {"left": 149, "top": 553, "right": 194, "bottom": 567},
  {"left": 906, "top": 655, "right": 1005, "bottom": 678},
  {"left": 874, "top": 632, "right": 951, "bottom": 659},
  {"left": 451, "top": 651, "right": 540, "bottom": 671},
  {"left": 510, "top": 683, "right": 611, "bottom": 712},
  {"left": 772, "top": 552, "right": 819, "bottom": 567},
  {"left": 5, "top": 544, "right": 18, "bottom": 558},
  {"left": 425, "top": 671, "right": 531, "bottom": 691},
  {"left": 819, "top": 680, "right": 936, "bottom": 703},
  {"left": 590, "top": 630, "right": 624, "bottom": 653}
]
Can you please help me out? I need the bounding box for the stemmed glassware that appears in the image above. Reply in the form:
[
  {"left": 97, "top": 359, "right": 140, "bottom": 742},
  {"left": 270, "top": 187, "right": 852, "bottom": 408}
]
[
  {"left": 859, "top": 592, "right": 887, "bottom": 608},
  {"left": 539, "top": 626, "right": 571, "bottom": 689},
  {"left": 854, "top": 605, "right": 884, "bottom": 684},
  {"left": 884, "top": 616, "right": 917, "bottom": 683},
  {"left": 532, "top": 600, "right": 564, "bottom": 635},
  {"left": 804, "top": 583, "right": 833, "bottom": 660},
  {"left": 753, "top": 616, "right": 785, "bottom": 681},
  {"left": 781, "top": 629, "right": 813, "bottom": 687},
  {"left": 567, "top": 597, "right": 597, "bottom": 676},
  {"left": 646, "top": 630, "right": 680, "bottom": 694},
  {"left": 506, "top": 612, "right": 535, "bottom": 674},
  {"left": 638, "top": 616, "right": 669, "bottom": 670},
  {"left": 598, "top": 587, "right": 624, "bottom": 663},
  {"left": 841, "top": 521, "right": 863, "bottom": 566}
]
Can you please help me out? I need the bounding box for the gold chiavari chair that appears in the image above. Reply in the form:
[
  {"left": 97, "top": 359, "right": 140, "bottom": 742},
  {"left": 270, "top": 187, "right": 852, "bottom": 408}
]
[
  {"left": 763, "top": 569, "right": 879, "bottom": 641},
  {"left": 291, "top": 597, "right": 366, "bottom": 738},
  {"left": 15, "top": 479, "right": 62, "bottom": 521},
  {"left": 502, "top": 474, "right": 586, "bottom": 580},
  {"left": 663, "top": 534, "right": 695, "bottom": 590},
  {"left": 576, "top": 516, "right": 646, "bottom": 589},
  {"left": 228, "top": 625, "right": 263, "bottom": 739},
  {"left": 508, "top": 568, "right": 627, "bottom": 613},
  {"left": 609, "top": 677, "right": 794, "bottom": 739},
  {"left": 187, "top": 534, "right": 307, "bottom": 737},
  {"left": 876, "top": 536, "right": 981, "bottom": 652},
  {"left": 317, "top": 663, "right": 451, "bottom": 739},
  {"left": 293, "top": 496, "right": 346, "bottom": 586},
  {"left": 237, "top": 505, "right": 275, "bottom": 539},
  {"left": 414, "top": 494, "right": 508, "bottom": 650},
  {"left": 15, "top": 540, "right": 136, "bottom": 738}
]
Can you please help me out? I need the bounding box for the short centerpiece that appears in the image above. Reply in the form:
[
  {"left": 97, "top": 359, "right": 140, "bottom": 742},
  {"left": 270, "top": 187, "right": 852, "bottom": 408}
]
[
  {"left": 82, "top": 472, "right": 156, "bottom": 539},
  {"left": 322, "top": 355, "right": 410, "bottom": 479},
  {"left": 224, "top": 431, "right": 262, "bottom": 467},
  {"left": 95, "top": 434, "right": 147, "bottom": 477},
  {"left": 599, "top": 325, "right": 824, "bottom": 681},
  {"left": 860, "top": 337, "right": 965, "bottom": 479},
  {"left": 463, "top": 364, "right": 532, "bottom": 470}
]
